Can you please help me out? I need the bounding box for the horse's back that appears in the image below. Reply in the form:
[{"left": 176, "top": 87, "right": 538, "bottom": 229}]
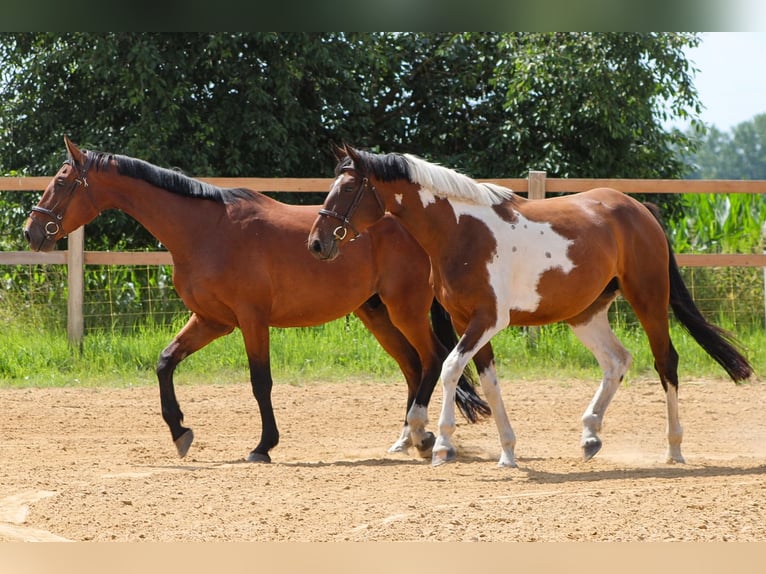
[
  {"left": 521, "top": 187, "right": 667, "bottom": 248},
  {"left": 502, "top": 187, "right": 671, "bottom": 325}
]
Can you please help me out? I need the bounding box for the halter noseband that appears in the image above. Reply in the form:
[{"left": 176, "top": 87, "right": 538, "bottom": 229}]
[
  {"left": 317, "top": 172, "right": 384, "bottom": 241},
  {"left": 30, "top": 154, "right": 92, "bottom": 240}
]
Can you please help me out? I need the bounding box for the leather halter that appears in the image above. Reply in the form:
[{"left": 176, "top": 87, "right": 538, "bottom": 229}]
[
  {"left": 30, "top": 154, "right": 93, "bottom": 240},
  {"left": 317, "top": 171, "right": 384, "bottom": 241}
]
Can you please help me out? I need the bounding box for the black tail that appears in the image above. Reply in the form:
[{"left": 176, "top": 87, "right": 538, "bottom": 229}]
[
  {"left": 645, "top": 203, "right": 753, "bottom": 382},
  {"left": 430, "top": 299, "right": 492, "bottom": 422}
]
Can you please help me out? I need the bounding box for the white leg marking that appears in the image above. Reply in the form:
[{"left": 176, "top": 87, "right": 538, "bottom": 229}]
[
  {"left": 389, "top": 405, "right": 431, "bottom": 455},
  {"left": 406, "top": 404, "right": 431, "bottom": 455},
  {"left": 665, "top": 384, "right": 685, "bottom": 463},
  {"left": 570, "top": 308, "right": 632, "bottom": 461},
  {"left": 432, "top": 348, "right": 462, "bottom": 465},
  {"left": 388, "top": 424, "right": 412, "bottom": 454},
  {"left": 478, "top": 362, "right": 517, "bottom": 467},
  {"left": 433, "top": 326, "right": 504, "bottom": 466}
]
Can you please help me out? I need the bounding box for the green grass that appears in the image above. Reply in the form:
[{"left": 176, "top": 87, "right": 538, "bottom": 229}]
[{"left": 0, "top": 313, "right": 763, "bottom": 389}]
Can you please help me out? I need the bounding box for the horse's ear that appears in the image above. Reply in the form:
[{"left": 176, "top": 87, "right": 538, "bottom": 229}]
[
  {"left": 330, "top": 142, "right": 347, "bottom": 161},
  {"left": 63, "top": 135, "right": 86, "bottom": 166},
  {"left": 344, "top": 145, "right": 361, "bottom": 168}
]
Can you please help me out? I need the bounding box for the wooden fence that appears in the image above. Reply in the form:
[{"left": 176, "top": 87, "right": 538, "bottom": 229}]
[{"left": 2, "top": 173, "right": 766, "bottom": 344}]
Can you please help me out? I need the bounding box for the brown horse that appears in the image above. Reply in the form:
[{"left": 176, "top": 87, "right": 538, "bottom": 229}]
[
  {"left": 308, "top": 145, "right": 753, "bottom": 467},
  {"left": 24, "top": 137, "right": 489, "bottom": 463}
]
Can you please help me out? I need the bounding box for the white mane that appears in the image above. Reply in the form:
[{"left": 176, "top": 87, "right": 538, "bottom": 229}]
[{"left": 403, "top": 154, "right": 514, "bottom": 206}]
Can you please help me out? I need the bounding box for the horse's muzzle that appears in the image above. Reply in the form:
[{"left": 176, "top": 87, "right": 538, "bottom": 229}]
[
  {"left": 23, "top": 220, "right": 56, "bottom": 253},
  {"left": 308, "top": 236, "right": 339, "bottom": 262}
]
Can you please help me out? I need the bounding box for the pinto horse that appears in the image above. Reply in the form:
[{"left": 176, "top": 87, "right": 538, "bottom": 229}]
[
  {"left": 24, "top": 137, "right": 490, "bottom": 463},
  {"left": 308, "top": 145, "right": 753, "bottom": 467}
]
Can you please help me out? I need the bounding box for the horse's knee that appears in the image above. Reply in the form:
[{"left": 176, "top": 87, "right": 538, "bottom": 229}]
[{"left": 157, "top": 345, "right": 185, "bottom": 379}]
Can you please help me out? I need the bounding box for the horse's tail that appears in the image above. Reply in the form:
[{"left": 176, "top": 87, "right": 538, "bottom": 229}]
[
  {"left": 644, "top": 202, "right": 753, "bottom": 382},
  {"left": 430, "top": 299, "right": 492, "bottom": 422}
]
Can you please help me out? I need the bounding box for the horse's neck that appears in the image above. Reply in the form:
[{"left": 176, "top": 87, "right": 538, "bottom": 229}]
[
  {"left": 386, "top": 189, "right": 466, "bottom": 256},
  {"left": 92, "top": 176, "right": 225, "bottom": 258}
]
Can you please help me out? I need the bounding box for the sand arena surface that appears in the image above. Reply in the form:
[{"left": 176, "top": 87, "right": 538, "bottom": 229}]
[{"left": 0, "top": 377, "right": 764, "bottom": 542}]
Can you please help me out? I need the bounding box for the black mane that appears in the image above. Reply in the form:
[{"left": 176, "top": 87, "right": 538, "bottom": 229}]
[
  {"left": 338, "top": 149, "right": 411, "bottom": 182},
  {"left": 87, "top": 151, "right": 253, "bottom": 204}
]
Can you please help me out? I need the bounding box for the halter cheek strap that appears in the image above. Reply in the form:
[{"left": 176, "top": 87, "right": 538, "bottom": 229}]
[
  {"left": 317, "top": 176, "right": 368, "bottom": 241},
  {"left": 317, "top": 176, "right": 385, "bottom": 242},
  {"left": 30, "top": 156, "right": 92, "bottom": 240}
]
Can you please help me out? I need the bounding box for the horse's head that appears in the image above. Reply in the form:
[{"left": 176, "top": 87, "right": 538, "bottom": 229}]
[
  {"left": 308, "top": 145, "right": 385, "bottom": 261},
  {"left": 24, "top": 136, "right": 100, "bottom": 252}
]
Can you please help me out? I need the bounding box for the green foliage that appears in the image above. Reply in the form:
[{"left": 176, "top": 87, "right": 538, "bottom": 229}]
[
  {"left": 493, "top": 32, "right": 702, "bottom": 178},
  {"left": 673, "top": 113, "right": 766, "bottom": 250},
  {"left": 1, "top": 315, "right": 762, "bottom": 389},
  {"left": 5, "top": 32, "right": 762, "bottom": 384},
  {"left": 82, "top": 264, "right": 185, "bottom": 330},
  {"left": 686, "top": 113, "right": 766, "bottom": 180},
  {"left": 664, "top": 193, "right": 766, "bottom": 255},
  {"left": 1, "top": 32, "right": 702, "bottom": 250}
]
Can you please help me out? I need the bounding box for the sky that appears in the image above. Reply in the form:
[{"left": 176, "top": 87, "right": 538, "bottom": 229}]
[{"left": 682, "top": 32, "right": 766, "bottom": 131}]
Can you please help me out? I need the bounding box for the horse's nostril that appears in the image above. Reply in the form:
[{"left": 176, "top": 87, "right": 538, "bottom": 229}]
[
  {"left": 23, "top": 229, "right": 30, "bottom": 244},
  {"left": 309, "top": 239, "right": 321, "bottom": 254}
]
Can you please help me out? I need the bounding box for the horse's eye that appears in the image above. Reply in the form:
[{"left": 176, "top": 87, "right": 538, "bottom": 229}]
[
  {"left": 341, "top": 184, "right": 355, "bottom": 193},
  {"left": 54, "top": 178, "right": 65, "bottom": 189}
]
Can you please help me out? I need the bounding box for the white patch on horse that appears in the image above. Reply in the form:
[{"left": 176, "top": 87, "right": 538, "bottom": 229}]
[
  {"left": 417, "top": 187, "right": 437, "bottom": 207},
  {"left": 394, "top": 193, "right": 403, "bottom": 205},
  {"left": 449, "top": 201, "right": 574, "bottom": 314}
]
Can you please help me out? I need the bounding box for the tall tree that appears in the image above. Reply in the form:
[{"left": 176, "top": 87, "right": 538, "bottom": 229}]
[
  {"left": 687, "top": 114, "right": 766, "bottom": 180},
  {"left": 1, "top": 32, "right": 702, "bottom": 249}
]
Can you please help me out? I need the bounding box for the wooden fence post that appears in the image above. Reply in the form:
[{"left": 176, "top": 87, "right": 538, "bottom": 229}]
[
  {"left": 66, "top": 226, "right": 85, "bottom": 346},
  {"left": 525, "top": 171, "right": 547, "bottom": 346},
  {"left": 528, "top": 170, "right": 547, "bottom": 200}
]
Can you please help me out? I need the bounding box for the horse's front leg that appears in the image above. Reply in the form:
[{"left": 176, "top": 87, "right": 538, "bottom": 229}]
[
  {"left": 242, "top": 324, "right": 279, "bottom": 463},
  {"left": 157, "top": 314, "right": 233, "bottom": 457},
  {"left": 433, "top": 323, "right": 512, "bottom": 467}
]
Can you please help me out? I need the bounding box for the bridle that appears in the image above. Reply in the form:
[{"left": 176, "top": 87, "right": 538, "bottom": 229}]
[
  {"left": 30, "top": 154, "right": 93, "bottom": 240},
  {"left": 317, "top": 169, "right": 385, "bottom": 241}
]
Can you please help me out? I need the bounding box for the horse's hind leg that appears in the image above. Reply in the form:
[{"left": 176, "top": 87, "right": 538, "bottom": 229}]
[
  {"left": 157, "top": 313, "right": 234, "bottom": 457},
  {"left": 569, "top": 304, "right": 632, "bottom": 462},
  {"left": 636, "top": 316, "right": 683, "bottom": 463},
  {"left": 620, "top": 269, "right": 684, "bottom": 463},
  {"left": 354, "top": 297, "right": 427, "bottom": 455}
]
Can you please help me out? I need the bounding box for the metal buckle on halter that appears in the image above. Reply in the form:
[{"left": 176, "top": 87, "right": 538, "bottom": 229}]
[
  {"left": 317, "top": 208, "right": 358, "bottom": 241},
  {"left": 30, "top": 206, "right": 63, "bottom": 238},
  {"left": 44, "top": 220, "right": 61, "bottom": 238},
  {"left": 333, "top": 225, "right": 348, "bottom": 242}
]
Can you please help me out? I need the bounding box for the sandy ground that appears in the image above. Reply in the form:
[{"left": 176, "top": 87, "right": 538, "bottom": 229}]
[{"left": 0, "top": 376, "right": 764, "bottom": 542}]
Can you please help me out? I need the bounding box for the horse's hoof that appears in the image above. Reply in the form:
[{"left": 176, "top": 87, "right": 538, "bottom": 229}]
[
  {"left": 174, "top": 429, "right": 194, "bottom": 458},
  {"left": 415, "top": 432, "right": 436, "bottom": 458},
  {"left": 582, "top": 437, "right": 602, "bottom": 461},
  {"left": 388, "top": 438, "right": 411, "bottom": 454},
  {"left": 246, "top": 450, "right": 271, "bottom": 463},
  {"left": 431, "top": 447, "right": 456, "bottom": 466},
  {"left": 665, "top": 451, "right": 686, "bottom": 464},
  {"left": 498, "top": 453, "right": 517, "bottom": 468}
]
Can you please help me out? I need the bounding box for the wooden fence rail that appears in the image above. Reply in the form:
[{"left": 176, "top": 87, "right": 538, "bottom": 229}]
[{"left": 2, "top": 173, "right": 766, "bottom": 344}]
